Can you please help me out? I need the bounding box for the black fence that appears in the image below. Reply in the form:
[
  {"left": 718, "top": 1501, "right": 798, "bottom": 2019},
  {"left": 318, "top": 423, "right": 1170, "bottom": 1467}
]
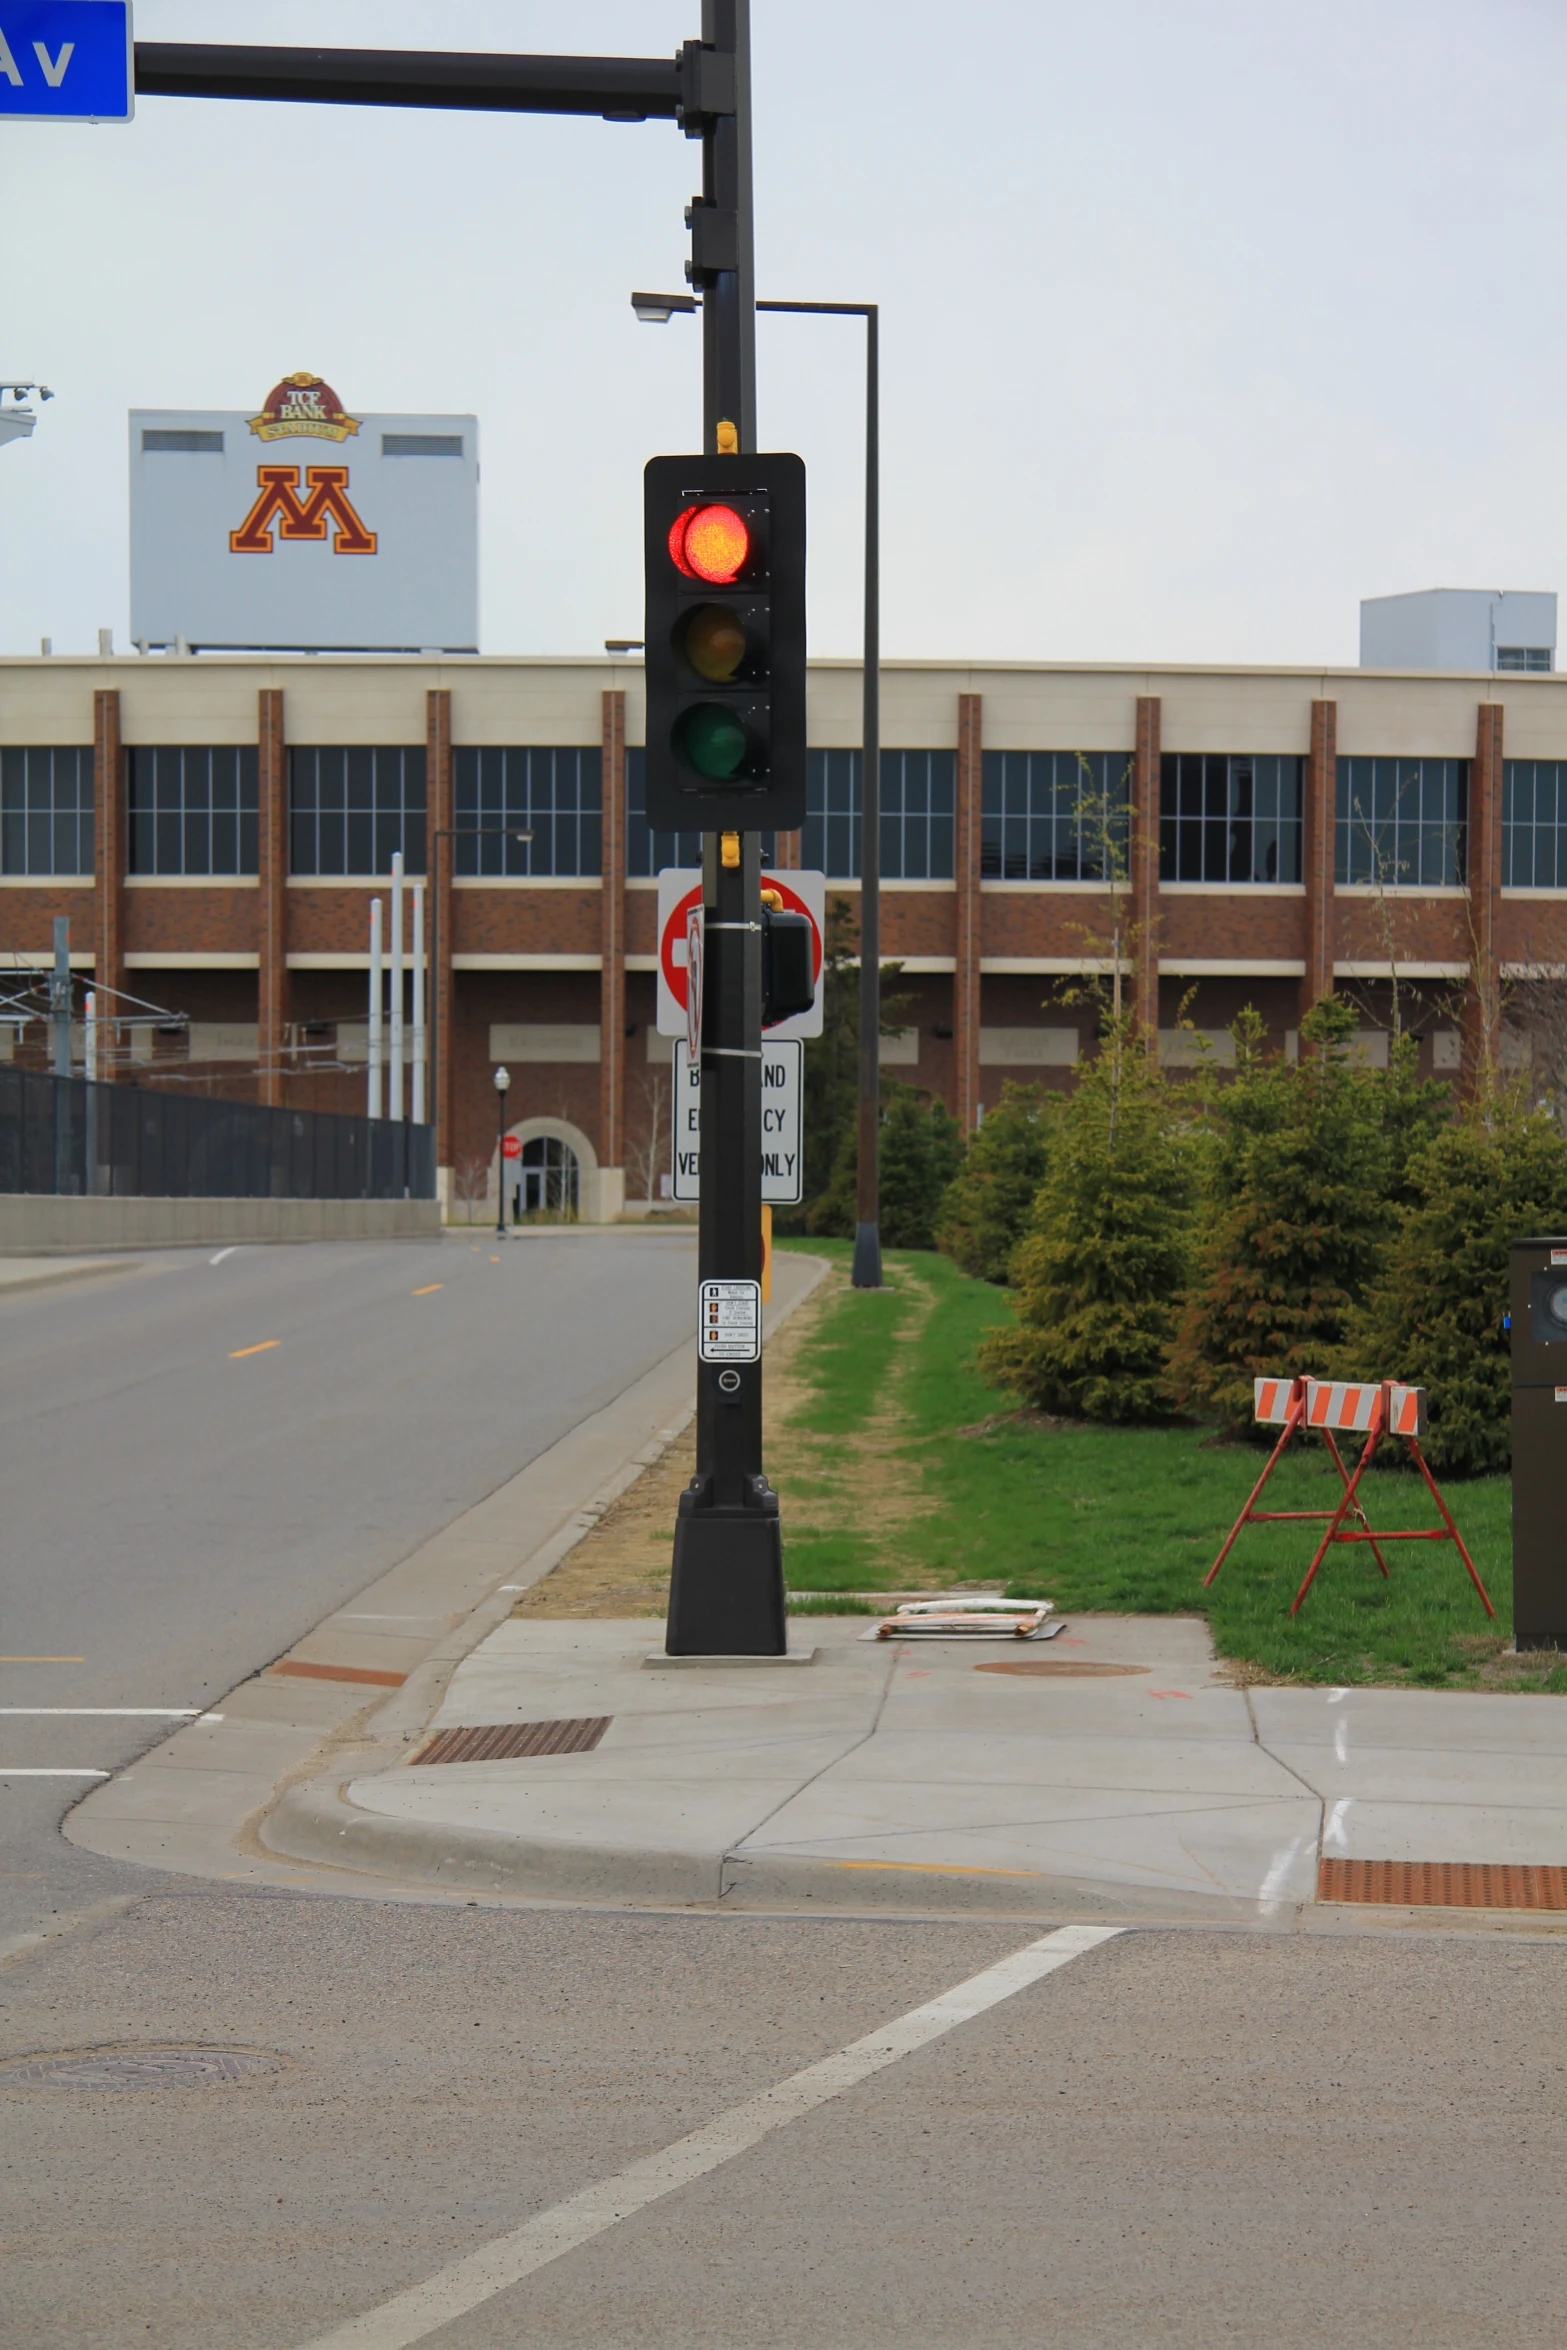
[{"left": 0, "top": 1067, "right": 434, "bottom": 1201}]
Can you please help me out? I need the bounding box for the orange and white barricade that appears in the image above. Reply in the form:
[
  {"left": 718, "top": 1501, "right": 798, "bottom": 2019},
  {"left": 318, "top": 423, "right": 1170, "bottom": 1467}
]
[{"left": 1204, "top": 1375, "right": 1494, "bottom": 1618}]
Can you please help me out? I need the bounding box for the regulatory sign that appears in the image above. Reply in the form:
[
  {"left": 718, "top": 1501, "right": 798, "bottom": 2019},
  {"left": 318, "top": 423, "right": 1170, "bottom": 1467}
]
[
  {"left": 0, "top": 3, "right": 135, "bottom": 121},
  {"left": 656, "top": 867, "right": 824, "bottom": 1040},
  {"left": 501, "top": 1135, "right": 522, "bottom": 1160},
  {"left": 699, "top": 1279, "right": 761, "bottom": 1364},
  {"left": 671, "top": 1037, "right": 802, "bottom": 1204}
]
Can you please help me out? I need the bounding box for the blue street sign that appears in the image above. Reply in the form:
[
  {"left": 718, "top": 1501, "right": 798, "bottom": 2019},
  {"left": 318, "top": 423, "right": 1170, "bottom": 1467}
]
[{"left": 0, "top": 2, "right": 132, "bottom": 122}]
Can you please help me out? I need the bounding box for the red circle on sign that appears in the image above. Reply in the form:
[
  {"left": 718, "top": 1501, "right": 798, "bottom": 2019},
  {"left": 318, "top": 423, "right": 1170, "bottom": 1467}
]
[
  {"left": 501, "top": 1135, "right": 522, "bottom": 1159},
  {"left": 660, "top": 877, "right": 822, "bottom": 1031}
]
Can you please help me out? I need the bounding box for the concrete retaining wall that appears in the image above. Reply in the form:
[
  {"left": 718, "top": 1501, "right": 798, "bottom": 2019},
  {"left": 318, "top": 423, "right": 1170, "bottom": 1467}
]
[{"left": 0, "top": 1195, "right": 441, "bottom": 1253}]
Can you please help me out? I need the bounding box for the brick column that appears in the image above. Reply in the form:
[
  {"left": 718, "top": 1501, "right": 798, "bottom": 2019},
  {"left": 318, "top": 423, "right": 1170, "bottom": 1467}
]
[
  {"left": 92, "top": 689, "right": 124, "bottom": 1072},
  {"left": 1302, "top": 698, "right": 1337, "bottom": 1017},
  {"left": 427, "top": 689, "right": 454, "bottom": 1166},
  {"left": 599, "top": 689, "right": 627, "bottom": 1208},
  {"left": 772, "top": 828, "right": 801, "bottom": 870},
  {"left": 1131, "top": 695, "right": 1161, "bottom": 1045},
  {"left": 954, "top": 693, "right": 983, "bottom": 1129},
  {"left": 257, "top": 690, "right": 287, "bottom": 1108},
  {"left": 1463, "top": 699, "right": 1504, "bottom": 1087}
]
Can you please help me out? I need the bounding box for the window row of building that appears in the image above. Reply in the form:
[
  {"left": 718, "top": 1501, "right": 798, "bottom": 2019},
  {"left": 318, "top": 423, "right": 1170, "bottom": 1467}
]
[{"left": 8, "top": 742, "right": 1567, "bottom": 889}]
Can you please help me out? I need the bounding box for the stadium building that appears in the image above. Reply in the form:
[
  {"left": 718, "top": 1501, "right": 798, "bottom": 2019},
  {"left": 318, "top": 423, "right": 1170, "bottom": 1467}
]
[{"left": 2, "top": 651, "right": 1564, "bottom": 1214}]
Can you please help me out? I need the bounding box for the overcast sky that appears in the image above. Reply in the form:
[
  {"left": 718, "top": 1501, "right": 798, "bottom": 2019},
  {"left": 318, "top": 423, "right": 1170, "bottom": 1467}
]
[{"left": 3, "top": 0, "right": 1564, "bottom": 667}]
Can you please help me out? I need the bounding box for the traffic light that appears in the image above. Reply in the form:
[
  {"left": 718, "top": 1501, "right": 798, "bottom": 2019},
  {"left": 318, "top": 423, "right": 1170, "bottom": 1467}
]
[{"left": 643, "top": 452, "right": 806, "bottom": 833}]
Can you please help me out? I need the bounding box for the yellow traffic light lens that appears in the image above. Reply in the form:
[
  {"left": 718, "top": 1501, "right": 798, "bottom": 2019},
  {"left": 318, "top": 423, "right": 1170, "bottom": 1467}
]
[
  {"left": 676, "top": 703, "right": 749, "bottom": 780},
  {"left": 681, "top": 604, "right": 748, "bottom": 683}
]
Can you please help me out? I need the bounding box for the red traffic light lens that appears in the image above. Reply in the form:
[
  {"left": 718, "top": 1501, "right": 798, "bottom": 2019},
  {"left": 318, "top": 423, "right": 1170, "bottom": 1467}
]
[{"left": 668, "top": 502, "right": 751, "bottom": 584}]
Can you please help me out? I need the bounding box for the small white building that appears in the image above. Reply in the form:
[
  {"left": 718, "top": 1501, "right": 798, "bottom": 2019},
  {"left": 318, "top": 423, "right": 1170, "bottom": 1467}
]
[{"left": 1360, "top": 587, "right": 1556, "bottom": 674}]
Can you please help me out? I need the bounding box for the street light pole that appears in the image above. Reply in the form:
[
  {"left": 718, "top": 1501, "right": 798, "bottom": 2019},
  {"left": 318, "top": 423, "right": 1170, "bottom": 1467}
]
[
  {"left": 493, "top": 1065, "right": 511, "bottom": 1238},
  {"left": 632, "top": 289, "right": 882, "bottom": 1287}
]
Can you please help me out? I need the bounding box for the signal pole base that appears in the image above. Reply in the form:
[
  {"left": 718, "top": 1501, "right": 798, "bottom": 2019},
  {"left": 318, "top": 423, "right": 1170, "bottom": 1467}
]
[
  {"left": 851, "top": 1221, "right": 883, "bottom": 1290},
  {"left": 666, "top": 1483, "right": 786, "bottom": 1656}
]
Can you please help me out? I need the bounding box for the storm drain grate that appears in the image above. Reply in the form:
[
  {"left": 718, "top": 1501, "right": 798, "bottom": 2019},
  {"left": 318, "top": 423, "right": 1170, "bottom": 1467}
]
[
  {"left": 0, "top": 2046, "right": 282, "bottom": 2091},
  {"left": 1318, "top": 1858, "right": 1567, "bottom": 1911},
  {"left": 413, "top": 1717, "right": 612, "bottom": 1765}
]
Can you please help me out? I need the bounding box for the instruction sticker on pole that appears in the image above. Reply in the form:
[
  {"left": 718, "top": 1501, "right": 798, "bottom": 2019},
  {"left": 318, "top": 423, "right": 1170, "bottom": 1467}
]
[
  {"left": 672, "top": 1037, "right": 802, "bottom": 1204},
  {"left": 700, "top": 1279, "right": 761, "bottom": 1363}
]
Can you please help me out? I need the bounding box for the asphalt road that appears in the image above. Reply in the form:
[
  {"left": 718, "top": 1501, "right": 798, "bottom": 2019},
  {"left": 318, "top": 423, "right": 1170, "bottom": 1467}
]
[
  {"left": 2, "top": 1898, "right": 1563, "bottom": 2347},
  {"left": 3, "top": 1235, "right": 1564, "bottom": 2347},
  {"left": 0, "top": 1231, "right": 697, "bottom": 1943}
]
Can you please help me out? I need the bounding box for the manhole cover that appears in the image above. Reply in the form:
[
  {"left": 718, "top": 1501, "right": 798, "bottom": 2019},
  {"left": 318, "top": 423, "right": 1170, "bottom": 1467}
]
[
  {"left": 974, "top": 1660, "right": 1151, "bottom": 1678},
  {"left": 0, "top": 2045, "right": 282, "bottom": 2091}
]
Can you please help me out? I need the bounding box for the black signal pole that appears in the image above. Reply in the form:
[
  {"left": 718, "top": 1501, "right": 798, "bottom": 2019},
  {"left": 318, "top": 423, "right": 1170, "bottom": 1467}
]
[{"left": 663, "top": 0, "right": 785, "bottom": 1655}]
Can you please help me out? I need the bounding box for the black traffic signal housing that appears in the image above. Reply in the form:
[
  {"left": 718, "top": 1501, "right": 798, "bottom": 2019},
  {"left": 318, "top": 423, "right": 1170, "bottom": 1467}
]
[
  {"left": 761, "top": 900, "right": 815, "bottom": 1029},
  {"left": 643, "top": 452, "right": 806, "bottom": 833}
]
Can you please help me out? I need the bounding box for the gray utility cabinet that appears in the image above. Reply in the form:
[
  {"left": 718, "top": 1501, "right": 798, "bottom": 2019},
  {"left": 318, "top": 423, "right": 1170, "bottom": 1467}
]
[{"left": 1509, "top": 1236, "right": 1567, "bottom": 1647}]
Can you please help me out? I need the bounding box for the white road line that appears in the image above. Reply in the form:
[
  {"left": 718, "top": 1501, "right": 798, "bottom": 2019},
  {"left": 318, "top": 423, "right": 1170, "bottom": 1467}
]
[
  {"left": 297, "top": 1922, "right": 1122, "bottom": 2350},
  {"left": 209, "top": 1247, "right": 238, "bottom": 1265},
  {"left": 1324, "top": 1798, "right": 1353, "bottom": 1851},
  {"left": 1334, "top": 1717, "right": 1349, "bottom": 1764},
  {"left": 1327, "top": 1687, "right": 1350, "bottom": 1705},
  {"left": 1259, "top": 1836, "right": 1308, "bottom": 1911},
  {"left": 1, "top": 1769, "right": 110, "bottom": 1779},
  {"left": 0, "top": 1708, "right": 203, "bottom": 1718}
]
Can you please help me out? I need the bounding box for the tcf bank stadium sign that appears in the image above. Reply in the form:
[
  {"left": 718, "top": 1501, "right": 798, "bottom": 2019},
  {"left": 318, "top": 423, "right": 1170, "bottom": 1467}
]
[
  {"left": 129, "top": 372, "right": 478, "bottom": 653},
  {"left": 230, "top": 372, "right": 377, "bottom": 556}
]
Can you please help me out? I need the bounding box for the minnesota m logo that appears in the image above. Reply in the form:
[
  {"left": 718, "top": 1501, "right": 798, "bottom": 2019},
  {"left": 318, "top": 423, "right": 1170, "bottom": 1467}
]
[{"left": 229, "top": 464, "right": 377, "bottom": 555}]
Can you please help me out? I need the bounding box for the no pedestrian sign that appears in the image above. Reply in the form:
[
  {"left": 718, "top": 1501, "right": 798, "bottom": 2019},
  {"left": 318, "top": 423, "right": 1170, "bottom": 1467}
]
[
  {"left": 0, "top": 3, "right": 135, "bottom": 121},
  {"left": 699, "top": 1280, "right": 761, "bottom": 1364},
  {"left": 656, "top": 867, "right": 824, "bottom": 1041}
]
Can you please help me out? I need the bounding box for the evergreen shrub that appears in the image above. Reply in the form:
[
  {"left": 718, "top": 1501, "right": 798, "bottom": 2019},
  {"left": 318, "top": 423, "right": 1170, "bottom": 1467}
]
[
  {"left": 980, "top": 1021, "right": 1193, "bottom": 1421},
  {"left": 935, "top": 1081, "right": 1055, "bottom": 1282}
]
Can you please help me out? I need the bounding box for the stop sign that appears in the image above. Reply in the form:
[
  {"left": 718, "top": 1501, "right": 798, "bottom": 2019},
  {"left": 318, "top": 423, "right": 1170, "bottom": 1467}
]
[
  {"left": 501, "top": 1135, "right": 522, "bottom": 1160},
  {"left": 656, "top": 867, "right": 824, "bottom": 1040}
]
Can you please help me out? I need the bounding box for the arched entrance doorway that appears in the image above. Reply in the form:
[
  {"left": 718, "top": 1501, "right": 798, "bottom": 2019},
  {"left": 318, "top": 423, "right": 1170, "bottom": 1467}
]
[{"left": 512, "top": 1132, "right": 579, "bottom": 1220}]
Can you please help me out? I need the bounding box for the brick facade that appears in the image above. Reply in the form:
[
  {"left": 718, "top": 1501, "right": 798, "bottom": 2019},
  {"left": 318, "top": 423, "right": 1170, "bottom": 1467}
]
[
  {"left": 1463, "top": 700, "right": 1504, "bottom": 1085},
  {"left": 92, "top": 688, "right": 123, "bottom": 1064},
  {"left": 598, "top": 689, "right": 626, "bottom": 1176},
  {"left": 257, "top": 688, "right": 287, "bottom": 1107},
  {"left": 1131, "top": 695, "right": 1161, "bottom": 1043},
  {"left": 1304, "top": 697, "right": 1336, "bottom": 1014},
  {"left": 426, "top": 687, "right": 454, "bottom": 1160},
  {"left": 954, "top": 693, "right": 983, "bottom": 1129},
  {"left": 6, "top": 656, "right": 1563, "bottom": 1202}
]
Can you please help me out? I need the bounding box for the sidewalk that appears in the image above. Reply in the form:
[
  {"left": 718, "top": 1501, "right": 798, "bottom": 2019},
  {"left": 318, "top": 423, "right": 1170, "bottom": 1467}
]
[
  {"left": 65, "top": 1230, "right": 1567, "bottom": 1928},
  {"left": 266, "top": 1608, "right": 1567, "bottom": 1923}
]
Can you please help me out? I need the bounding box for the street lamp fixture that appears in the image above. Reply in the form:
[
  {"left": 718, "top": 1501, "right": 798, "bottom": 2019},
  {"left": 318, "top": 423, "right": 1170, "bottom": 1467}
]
[
  {"left": 630, "top": 291, "right": 697, "bottom": 324},
  {"left": 631, "top": 287, "right": 883, "bottom": 1288},
  {"left": 493, "top": 1064, "right": 512, "bottom": 1238}
]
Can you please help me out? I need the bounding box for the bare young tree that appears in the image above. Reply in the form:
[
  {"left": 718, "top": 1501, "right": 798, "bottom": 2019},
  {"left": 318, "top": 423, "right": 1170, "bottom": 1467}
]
[
  {"left": 627, "top": 1064, "right": 671, "bottom": 1205},
  {"left": 451, "top": 1154, "right": 489, "bottom": 1224}
]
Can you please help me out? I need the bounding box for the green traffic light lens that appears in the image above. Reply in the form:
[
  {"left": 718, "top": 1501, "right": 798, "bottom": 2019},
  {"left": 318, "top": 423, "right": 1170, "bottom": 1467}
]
[
  {"left": 675, "top": 703, "right": 749, "bottom": 780},
  {"left": 680, "top": 604, "right": 748, "bottom": 684}
]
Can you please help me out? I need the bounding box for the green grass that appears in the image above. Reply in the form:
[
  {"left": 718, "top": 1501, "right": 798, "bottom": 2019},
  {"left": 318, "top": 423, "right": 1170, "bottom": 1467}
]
[{"left": 776, "top": 1237, "right": 1562, "bottom": 1689}]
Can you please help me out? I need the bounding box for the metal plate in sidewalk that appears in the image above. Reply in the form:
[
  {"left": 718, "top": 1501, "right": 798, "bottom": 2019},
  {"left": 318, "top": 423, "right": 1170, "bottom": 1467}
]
[{"left": 412, "top": 1718, "right": 611, "bottom": 1764}]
